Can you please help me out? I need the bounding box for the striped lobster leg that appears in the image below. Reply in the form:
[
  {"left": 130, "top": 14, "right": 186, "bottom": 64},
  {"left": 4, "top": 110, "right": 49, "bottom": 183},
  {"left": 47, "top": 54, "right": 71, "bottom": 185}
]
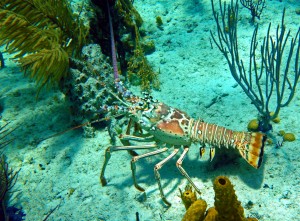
[{"left": 193, "top": 121, "right": 267, "bottom": 168}]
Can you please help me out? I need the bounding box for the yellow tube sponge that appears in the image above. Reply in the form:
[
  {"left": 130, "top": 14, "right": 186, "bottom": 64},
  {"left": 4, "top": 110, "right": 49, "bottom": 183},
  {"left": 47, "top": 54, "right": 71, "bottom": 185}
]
[
  {"left": 213, "top": 176, "right": 245, "bottom": 221},
  {"left": 179, "top": 184, "right": 198, "bottom": 210},
  {"left": 182, "top": 199, "right": 207, "bottom": 221},
  {"left": 180, "top": 177, "right": 258, "bottom": 221},
  {"left": 203, "top": 207, "right": 218, "bottom": 221}
]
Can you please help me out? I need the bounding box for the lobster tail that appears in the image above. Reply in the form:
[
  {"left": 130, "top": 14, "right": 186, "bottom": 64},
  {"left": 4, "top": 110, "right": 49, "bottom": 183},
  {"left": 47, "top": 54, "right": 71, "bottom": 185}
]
[
  {"left": 193, "top": 121, "right": 266, "bottom": 168},
  {"left": 236, "top": 132, "right": 266, "bottom": 169}
]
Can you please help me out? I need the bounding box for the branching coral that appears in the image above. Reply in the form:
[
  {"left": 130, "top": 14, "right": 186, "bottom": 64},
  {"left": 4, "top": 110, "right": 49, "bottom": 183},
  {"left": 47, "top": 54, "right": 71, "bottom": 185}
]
[
  {"left": 240, "top": 0, "right": 266, "bottom": 22},
  {"left": 0, "top": 122, "right": 15, "bottom": 150},
  {"left": 0, "top": 121, "right": 23, "bottom": 221},
  {"left": 211, "top": 0, "right": 300, "bottom": 132},
  {"left": 0, "top": 155, "right": 20, "bottom": 221},
  {"left": 0, "top": 0, "right": 88, "bottom": 92}
]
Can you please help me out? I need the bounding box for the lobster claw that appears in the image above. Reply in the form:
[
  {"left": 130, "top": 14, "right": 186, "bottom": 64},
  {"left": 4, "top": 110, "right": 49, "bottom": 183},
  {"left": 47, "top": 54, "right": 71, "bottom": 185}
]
[{"left": 209, "top": 147, "right": 215, "bottom": 162}]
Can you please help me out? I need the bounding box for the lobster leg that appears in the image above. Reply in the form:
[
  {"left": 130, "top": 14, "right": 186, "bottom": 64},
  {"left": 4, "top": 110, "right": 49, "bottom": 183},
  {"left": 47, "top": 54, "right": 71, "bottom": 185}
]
[
  {"left": 100, "top": 144, "right": 157, "bottom": 186},
  {"left": 154, "top": 148, "right": 180, "bottom": 206},
  {"left": 131, "top": 147, "right": 168, "bottom": 192},
  {"left": 120, "top": 134, "right": 155, "bottom": 142},
  {"left": 176, "top": 146, "right": 201, "bottom": 194},
  {"left": 120, "top": 119, "right": 139, "bottom": 157}
]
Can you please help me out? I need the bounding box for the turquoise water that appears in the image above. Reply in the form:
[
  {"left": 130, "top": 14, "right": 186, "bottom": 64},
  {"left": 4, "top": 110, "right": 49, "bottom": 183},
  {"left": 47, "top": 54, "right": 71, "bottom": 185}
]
[{"left": 0, "top": 0, "right": 299, "bottom": 220}]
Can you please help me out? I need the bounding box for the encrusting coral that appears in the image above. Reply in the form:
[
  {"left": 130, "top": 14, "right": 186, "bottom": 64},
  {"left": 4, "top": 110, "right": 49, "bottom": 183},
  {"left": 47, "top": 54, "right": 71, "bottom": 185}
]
[
  {"left": 61, "top": 44, "right": 115, "bottom": 127},
  {"left": 0, "top": 0, "right": 88, "bottom": 92},
  {"left": 180, "top": 176, "right": 258, "bottom": 221}
]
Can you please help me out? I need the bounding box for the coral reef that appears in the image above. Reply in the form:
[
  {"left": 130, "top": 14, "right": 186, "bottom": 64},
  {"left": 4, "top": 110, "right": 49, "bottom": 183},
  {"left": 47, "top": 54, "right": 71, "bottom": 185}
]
[
  {"left": 247, "top": 115, "right": 280, "bottom": 133},
  {"left": 0, "top": 155, "right": 24, "bottom": 221},
  {"left": 114, "top": 0, "right": 159, "bottom": 90},
  {"left": 115, "top": 0, "right": 143, "bottom": 28},
  {"left": 180, "top": 176, "right": 258, "bottom": 221},
  {"left": 90, "top": 0, "right": 159, "bottom": 91},
  {"left": 61, "top": 44, "right": 115, "bottom": 129},
  {"left": 0, "top": 0, "right": 88, "bottom": 92}
]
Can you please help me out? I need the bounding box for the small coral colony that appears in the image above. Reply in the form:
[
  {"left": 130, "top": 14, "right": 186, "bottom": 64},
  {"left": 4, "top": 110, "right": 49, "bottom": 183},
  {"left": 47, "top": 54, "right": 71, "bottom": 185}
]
[{"left": 0, "top": 0, "right": 299, "bottom": 220}]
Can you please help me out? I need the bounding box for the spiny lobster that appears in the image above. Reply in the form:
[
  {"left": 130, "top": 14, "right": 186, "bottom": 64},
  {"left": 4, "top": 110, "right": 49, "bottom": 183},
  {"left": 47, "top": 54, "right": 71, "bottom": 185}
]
[{"left": 100, "top": 1, "right": 267, "bottom": 206}]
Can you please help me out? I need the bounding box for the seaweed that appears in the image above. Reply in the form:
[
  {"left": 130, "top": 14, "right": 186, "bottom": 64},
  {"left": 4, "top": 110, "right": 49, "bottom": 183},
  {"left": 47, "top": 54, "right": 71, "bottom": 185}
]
[
  {"left": 0, "top": 0, "right": 88, "bottom": 92},
  {"left": 115, "top": 1, "right": 159, "bottom": 91},
  {"left": 127, "top": 26, "right": 159, "bottom": 90}
]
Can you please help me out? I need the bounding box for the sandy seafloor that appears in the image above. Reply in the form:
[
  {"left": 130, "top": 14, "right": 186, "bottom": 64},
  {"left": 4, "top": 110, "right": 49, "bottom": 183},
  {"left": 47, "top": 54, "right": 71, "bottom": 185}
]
[{"left": 0, "top": 0, "right": 300, "bottom": 220}]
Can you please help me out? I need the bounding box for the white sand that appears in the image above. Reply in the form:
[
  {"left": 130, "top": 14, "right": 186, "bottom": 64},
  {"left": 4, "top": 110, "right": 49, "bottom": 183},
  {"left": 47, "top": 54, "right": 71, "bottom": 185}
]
[{"left": 0, "top": 0, "right": 299, "bottom": 220}]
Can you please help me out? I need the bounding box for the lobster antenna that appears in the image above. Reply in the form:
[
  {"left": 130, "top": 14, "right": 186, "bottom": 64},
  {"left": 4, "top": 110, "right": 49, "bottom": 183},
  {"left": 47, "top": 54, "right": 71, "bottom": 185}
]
[
  {"left": 106, "top": 0, "right": 119, "bottom": 82},
  {"left": 106, "top": 89, "right": 130, "bottom": 107},
  {"left": 106, "top": 0, "right": 133, "bottom": 99}
]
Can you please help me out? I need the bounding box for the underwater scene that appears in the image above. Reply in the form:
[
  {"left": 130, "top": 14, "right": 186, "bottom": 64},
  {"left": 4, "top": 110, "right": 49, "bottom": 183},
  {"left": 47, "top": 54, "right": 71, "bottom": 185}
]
[{"left": 0, "top": 0, "right": 299, "bottom": 220}]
